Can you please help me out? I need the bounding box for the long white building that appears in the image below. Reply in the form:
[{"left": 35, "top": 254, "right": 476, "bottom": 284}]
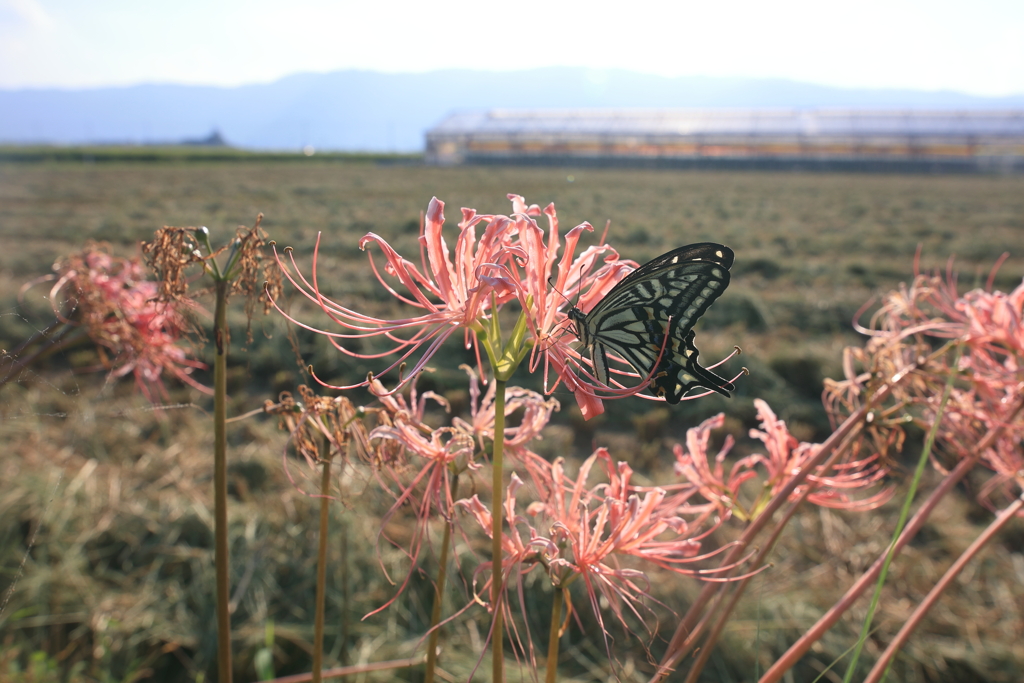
[{"left": 426, "top": 109, "right": 1024, "bottom": 171}]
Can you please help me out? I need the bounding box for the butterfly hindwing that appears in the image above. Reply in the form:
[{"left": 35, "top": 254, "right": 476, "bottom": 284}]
[
  {"left": 570, "top": 243, "right": 734, "bottom": 403},
  {"left": 654, "top": 330, "right": 736, "bottom": 404}
]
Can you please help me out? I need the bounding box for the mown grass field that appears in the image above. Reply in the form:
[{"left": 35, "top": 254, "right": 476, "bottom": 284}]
[{"left": 1, "top": 155, "right": 1023, "bottom": 682}]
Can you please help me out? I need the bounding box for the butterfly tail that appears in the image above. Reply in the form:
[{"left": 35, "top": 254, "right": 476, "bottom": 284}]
[{"left": 659, "top": 330, "right": 735, "bottom": 404}]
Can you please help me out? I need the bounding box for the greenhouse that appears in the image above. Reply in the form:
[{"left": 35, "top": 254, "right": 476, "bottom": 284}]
[{"left": 426, "top": 109, "right": 1024, "bottom": 171}]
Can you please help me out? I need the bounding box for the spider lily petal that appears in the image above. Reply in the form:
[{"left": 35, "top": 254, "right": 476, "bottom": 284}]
[
  {"left": 462, "top": 447, "right": 721, "bottom": 659},
  {"left": 360, "top": 376, "right": 478, "bottom": 617},
  {"left": 273, "top": 197, "right": 521, "bottom": 391},
  {"left": 748, "top": 399, "right": 892, "bottom": 510},
  {"left": 501, "top": 197, "right": 662, "bottom": 418},
  {"left": 451, "top": 364, "right": 559, "bottom": 453}
]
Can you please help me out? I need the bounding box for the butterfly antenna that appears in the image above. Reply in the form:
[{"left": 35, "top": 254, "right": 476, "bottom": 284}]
[
  {"left": 546, "top": 276, "right": 578, "bottom": 338},
  {"left": 574, "top": 262, "right": 588, "bottom": 307},
  {"left": 547, "top": 275, "right": 572, "bottom": 306}
]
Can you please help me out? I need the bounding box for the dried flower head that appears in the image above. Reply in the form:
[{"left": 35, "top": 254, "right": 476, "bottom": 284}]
[
  {"left": 231, "top": 214, "right": 283, "bottom": 342},
  {"left": 265, "top": 385, "right": 371, "bottom": 473},
  {"left": 826, "top": 255, "right": 1024, "bottom": 505},
  {"left": 143, "top": 216, "right": 282, "bottom": 346},
  {"left": 141, "top": 226, "right": 204, "bottom": 301}
]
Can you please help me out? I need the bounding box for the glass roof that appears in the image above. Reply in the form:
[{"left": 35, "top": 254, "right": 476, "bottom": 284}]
[{"left": 429, "top": 109, "right": 1024, "bottom": 138}]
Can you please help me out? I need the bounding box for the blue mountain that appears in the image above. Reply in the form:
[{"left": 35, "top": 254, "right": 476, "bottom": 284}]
[{"left": 2, "top": 68, "right": 1022, "bottom": 152}]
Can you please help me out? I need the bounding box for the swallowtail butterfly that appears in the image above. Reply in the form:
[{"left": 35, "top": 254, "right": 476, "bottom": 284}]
[{"left": 567, "top": 243, "right": 735, "bottom": 403}]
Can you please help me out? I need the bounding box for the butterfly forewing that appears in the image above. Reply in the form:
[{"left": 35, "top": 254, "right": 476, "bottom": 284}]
[{"left": 571, "top": 243, "right": 734, "bottom": 404}]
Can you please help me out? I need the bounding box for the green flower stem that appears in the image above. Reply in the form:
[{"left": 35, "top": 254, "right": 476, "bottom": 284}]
[
  {"left": 222, "top": 238, "right": 243, "bottom": 280},
  {"left": 213, "top": 277, "right": 233, "bottom": 683},
  {"left": 198, "top": 227, "right": 224, "bottom": 281},
  {"left": 544, "top": 588, "right": 565, "bottom": 683},
  {"left": 313, "top": 435, "right": 332, "bottom": 683},
  {"left": 491, "top": 379, "right": 507, "bottom": 683},
  {"left": 424, "top": 475, "right": 459, "bottom": 683},
  {"left": 475, "top": 305, "right": 530, "bottom": 683}
]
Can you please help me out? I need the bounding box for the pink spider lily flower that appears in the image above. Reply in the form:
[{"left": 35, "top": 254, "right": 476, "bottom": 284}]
[
  {"left": 850, "top": 259, "right": 1023, "bottom": 396},
  {"left": 364, "top": 376, "right": 478, "bottom": 616},
  {"left": 462, "top": 449, "right": 732, "bottom": 657},
  {"left": 274, "top": 196, "right": 521, "bottom": 392},
  {"left": 946, "top": 280, "right": 1023, "bottom": 482},
  {"left": 501, "top": 195, "right": 658, "bottom": 419},
  {"left": 546, "top": 449, "right": 707, "bottom": 566},
  {"left": 933, "top": 276, "right": 1024, "bottom": 405},
  {"left": 919, "top": 275, "right": 1024, "bottom": 505},
  {"left": 545, "top": 450, "right": 736, "bottom": 655},
  {"left": 672, "top": 413, "right": 755, "bottom": 517},
  {"left": 50, "top": 245, "right": 208, "bottom": 401},
  {"left": 504, "top": 194, "right": 740, "bottom": 420},
  {"left": 940, "top": 386, "right": 1024, "bottom": 507},
  {"left": 452, "top": 364, "right": 560, "bottom": 459},
  {"left": 674, "top": 402, "right": 892, "bottom": 520},
  {"left": 747, "top": 399, "right": 892, "bottom": 511},
  {"left": 954, "top": 281, "right": 1024, "bottom": 354}
]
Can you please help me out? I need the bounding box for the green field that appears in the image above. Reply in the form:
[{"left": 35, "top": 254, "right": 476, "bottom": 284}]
[{"left": 2, "top": 157, "right": 1023, "bottom": 682}]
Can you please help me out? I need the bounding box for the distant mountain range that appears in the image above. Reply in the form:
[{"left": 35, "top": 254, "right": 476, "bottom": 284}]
[{"left": 2, "top": 68, "right": 1023, "bottom": 152}]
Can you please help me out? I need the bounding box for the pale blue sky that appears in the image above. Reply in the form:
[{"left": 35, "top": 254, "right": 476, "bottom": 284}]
[{"left": 2, "top": 0, "right": 1023, "bottom": 96}]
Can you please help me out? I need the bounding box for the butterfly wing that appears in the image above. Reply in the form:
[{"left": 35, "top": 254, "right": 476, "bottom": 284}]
[{"left": 579, "top": 243, "right": 734, "bottom": 403}]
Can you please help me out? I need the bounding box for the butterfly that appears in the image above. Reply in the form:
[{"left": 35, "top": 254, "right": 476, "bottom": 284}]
[{"left": 567, "top": 243, "right": 735, "bottom": 404}]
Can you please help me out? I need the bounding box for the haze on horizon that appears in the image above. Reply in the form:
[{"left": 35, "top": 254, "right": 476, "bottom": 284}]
[{"left": 1, "top": 0, "right": 1023, "bottom": 98}]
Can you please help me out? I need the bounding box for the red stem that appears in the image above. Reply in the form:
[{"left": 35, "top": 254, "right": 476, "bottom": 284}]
[
  {"left": 261, "top": 655, "right": 426, "bottom": 683},
  {"left": 651, "top": 374, "right": 903, "bottom": 682},
  {"left": 758, "top": 396, "right": 1024, "bottom": 683},
  {"left": 862, "top": 493, "right": 1024, "bottom": 683},
  {"left": 681, "top": 425, "right": 864, "bottom": 683}
]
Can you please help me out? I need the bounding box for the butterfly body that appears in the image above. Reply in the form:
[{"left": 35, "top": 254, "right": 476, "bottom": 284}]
[{"left": 568, "top": 243, "right": 735, "bottom": 404}]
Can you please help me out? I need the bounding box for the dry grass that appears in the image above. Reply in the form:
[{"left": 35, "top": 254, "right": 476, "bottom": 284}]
[
  {"left": 0, "top": 386, "right": 450, "bottom": 682},
  {"left": 4, "top": 160, "right": 1022, "bottom": 430},
  {"left": 5, "top": 395, "right": 1022, "bottom": 682},
  {"left": 1, "top": 159, "right": 1023, "bottom": 681}
]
